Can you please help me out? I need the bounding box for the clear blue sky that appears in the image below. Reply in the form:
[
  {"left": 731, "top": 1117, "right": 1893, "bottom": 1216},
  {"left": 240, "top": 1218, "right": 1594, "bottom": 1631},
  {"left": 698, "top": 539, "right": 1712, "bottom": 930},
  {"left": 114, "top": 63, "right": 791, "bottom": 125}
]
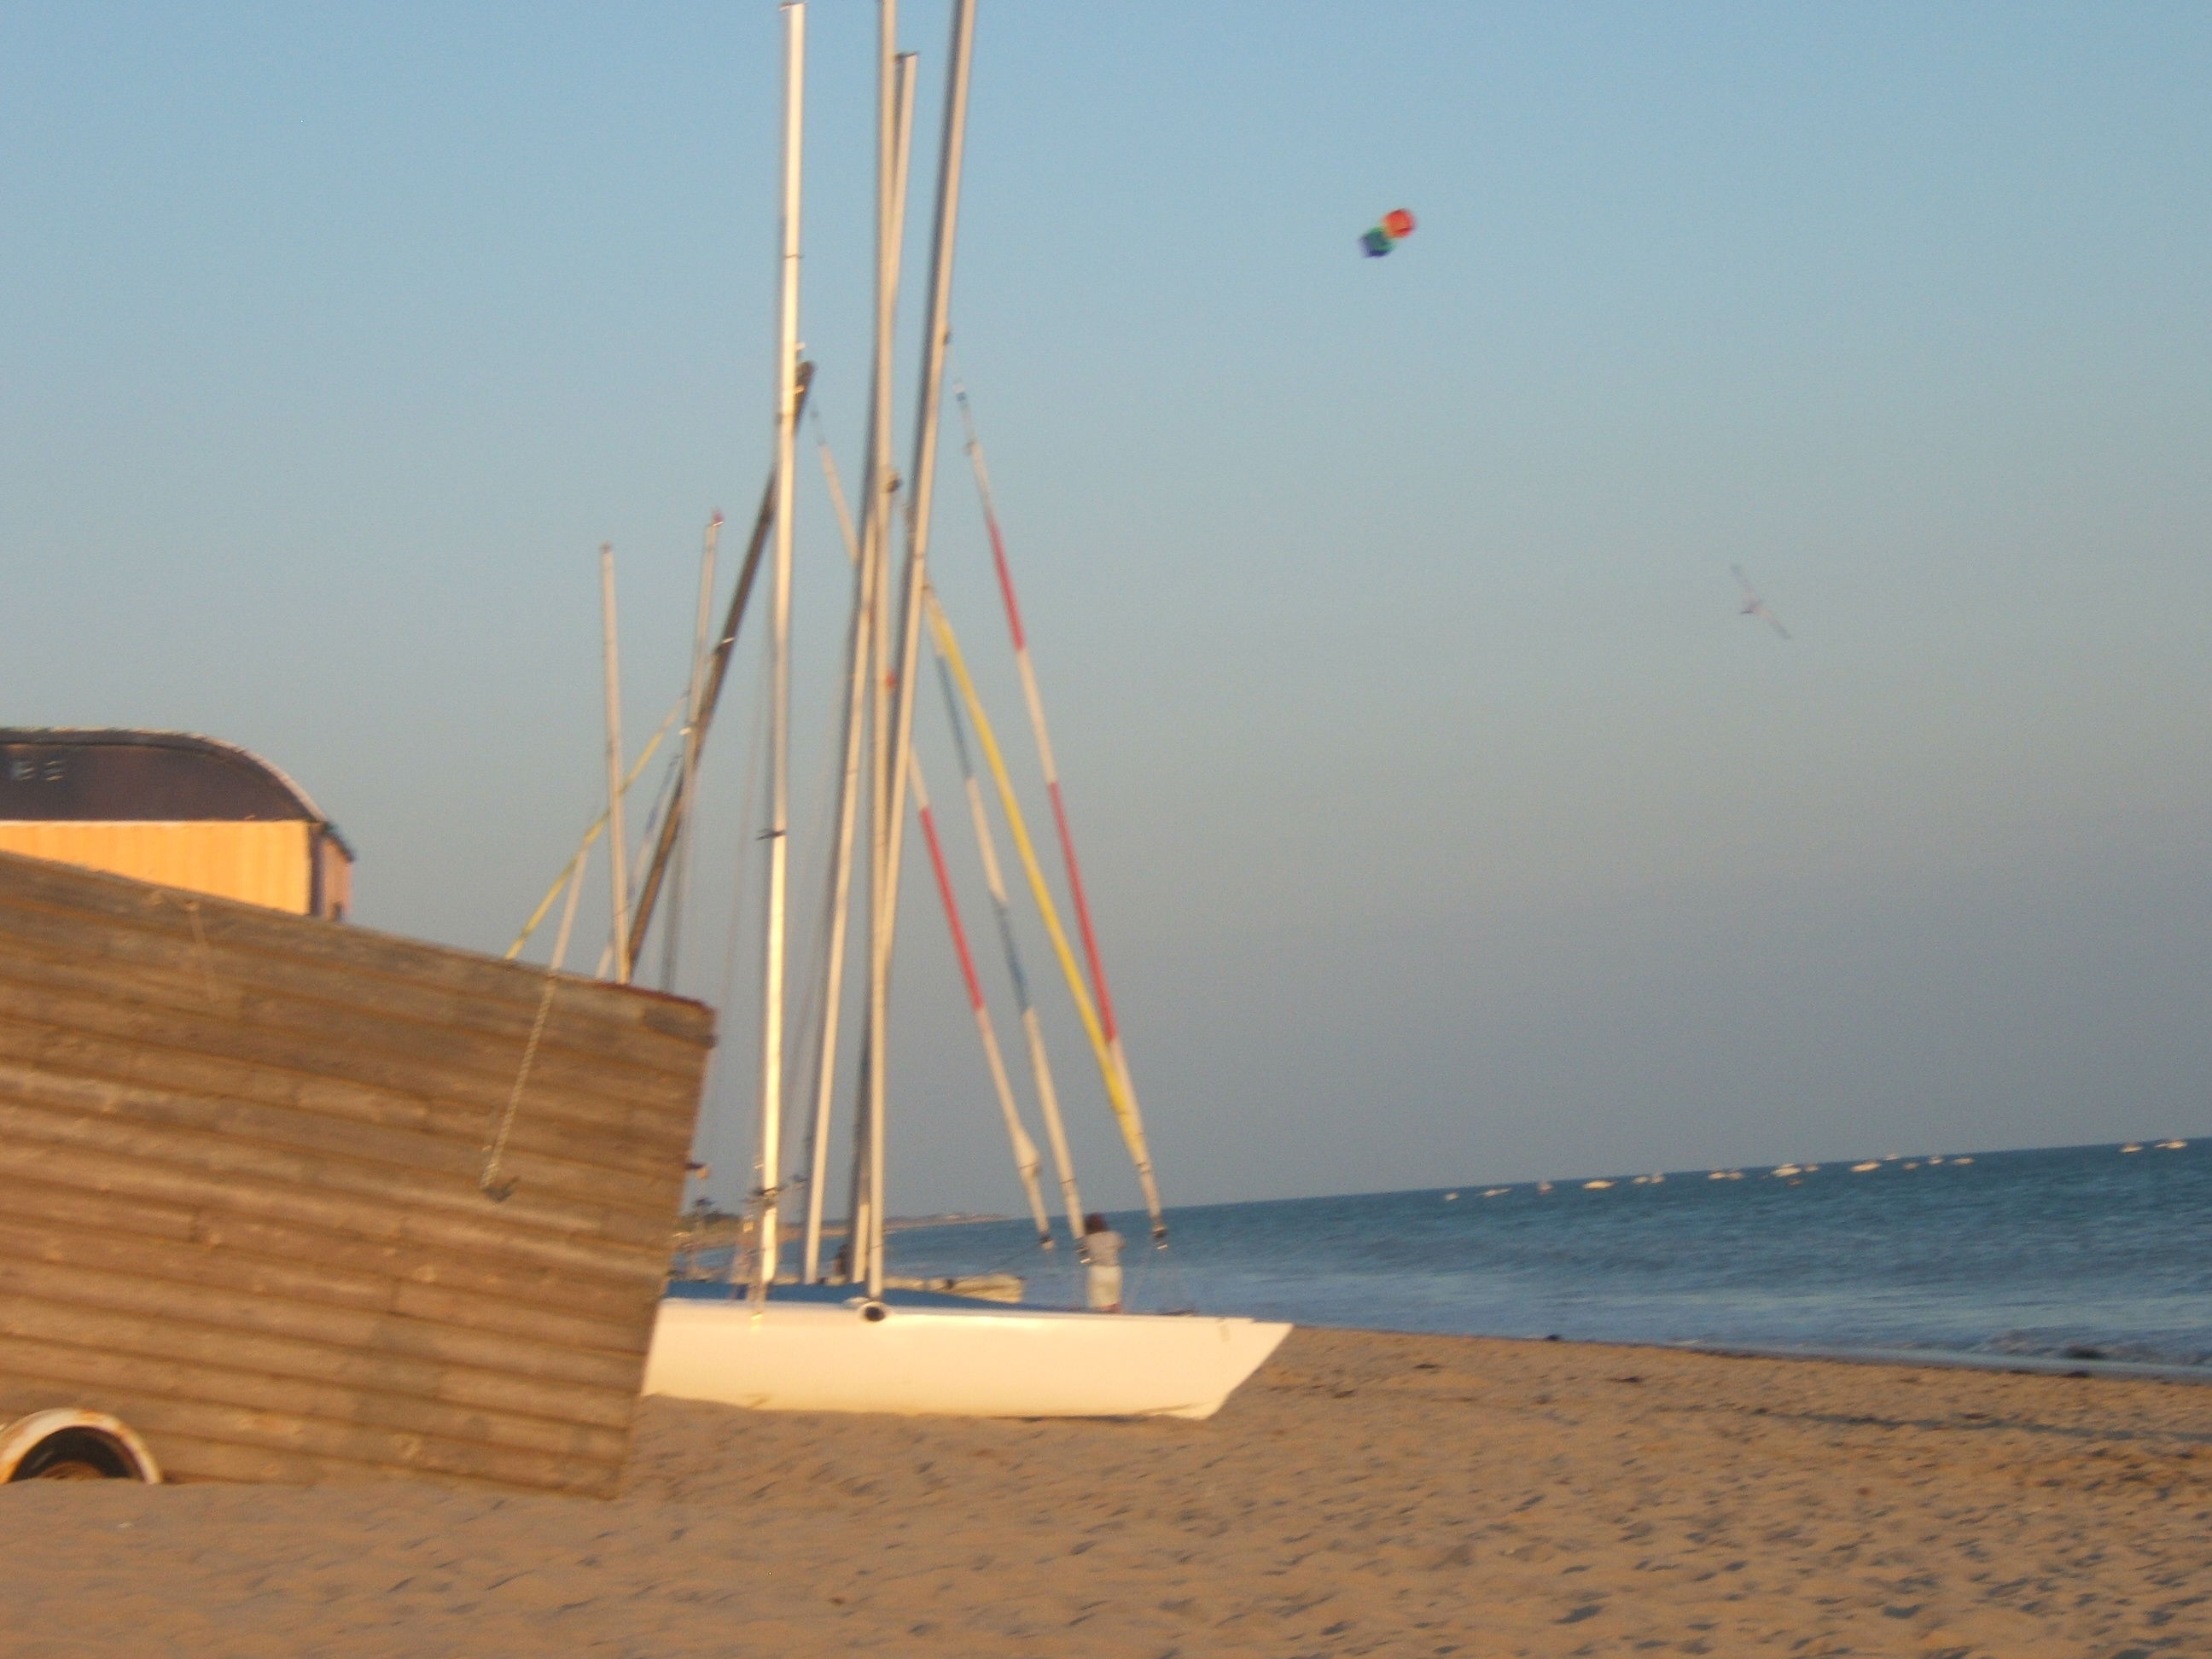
[{"left": 5, "top": 3, "right": 2209, "bottom": 1216}]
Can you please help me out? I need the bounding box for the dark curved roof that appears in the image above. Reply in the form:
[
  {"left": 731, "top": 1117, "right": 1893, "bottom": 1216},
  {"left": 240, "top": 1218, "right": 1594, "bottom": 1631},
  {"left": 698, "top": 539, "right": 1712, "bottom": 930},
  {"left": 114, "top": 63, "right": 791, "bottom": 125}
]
[{"left": 0, "top": 729, "right": 351, "bottom": 856}]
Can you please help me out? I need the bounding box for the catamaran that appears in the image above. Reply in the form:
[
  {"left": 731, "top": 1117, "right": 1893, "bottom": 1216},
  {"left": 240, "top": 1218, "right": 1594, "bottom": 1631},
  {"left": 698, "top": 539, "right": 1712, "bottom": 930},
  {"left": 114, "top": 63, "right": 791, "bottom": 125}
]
[{"left": 633, "top": 0, "right": 1287, "bottom": 1421}]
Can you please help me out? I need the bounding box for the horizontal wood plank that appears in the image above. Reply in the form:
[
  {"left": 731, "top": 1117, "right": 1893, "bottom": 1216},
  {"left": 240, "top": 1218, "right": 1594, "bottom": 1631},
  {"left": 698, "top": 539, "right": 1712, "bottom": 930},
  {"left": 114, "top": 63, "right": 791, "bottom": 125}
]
[
  {"left": 0, "top": 923, "right": 704, "bottom": 1125},
  {"left": 0, "top": 1023, "right": 685, "bottom": 1227},
  {"left": 0, "top": 1134, "right": 662, "bottom": 1289},
  {"left": 0, "top": 1002, "right": 690, "bottom": 1189},
  {"left": 0, "top": 1330, "right": 631, "bottom": 1464},
  {"left": 0, "top": 854, "right": 713, "bottom": 1055},
  {"left": 0, "top": 1255, "right": 645, "bottom": 1392},
  {"left": 2, "top": 1172, "right": 201, "bottom": 1244},
  {"left": 0, "top": 1377, "right": 619, "bottom": 1493},
  {"left": 0, "top": 1079, "right": 674, "bottom": 1251},
  {"left": 0, "top": 1174, "right": 653, "bottom": 1324},
  {"left": 0, "top": 850, "right": 709, "bottom": 1494},
  {"left": 0, "top": 1295, "right": 637, "bottom": 1429},
  {"left": 0, "top": 1216, "right": 648, "bottom": 1354}
]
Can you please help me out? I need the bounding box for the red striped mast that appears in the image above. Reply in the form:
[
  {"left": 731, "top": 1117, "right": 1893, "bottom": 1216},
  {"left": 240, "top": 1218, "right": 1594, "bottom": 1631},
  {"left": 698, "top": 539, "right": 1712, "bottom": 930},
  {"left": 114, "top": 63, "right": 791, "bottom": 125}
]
[
  {"left": 905, "top": 751, "right": 1053, "bottom": 1244},
  {"left": 955, "top": 386, "right": 1162, "bottom": 1240}
]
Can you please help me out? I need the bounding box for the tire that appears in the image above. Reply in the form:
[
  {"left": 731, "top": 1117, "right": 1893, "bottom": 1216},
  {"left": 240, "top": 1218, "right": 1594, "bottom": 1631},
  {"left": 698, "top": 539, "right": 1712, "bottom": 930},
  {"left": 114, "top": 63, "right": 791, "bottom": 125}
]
[
  {"left": 0, "top": 1411, "right": 161, "bottom": 1482},
  {"left": 8, "top": 1427, "right": 144, "bottom": 1481}
]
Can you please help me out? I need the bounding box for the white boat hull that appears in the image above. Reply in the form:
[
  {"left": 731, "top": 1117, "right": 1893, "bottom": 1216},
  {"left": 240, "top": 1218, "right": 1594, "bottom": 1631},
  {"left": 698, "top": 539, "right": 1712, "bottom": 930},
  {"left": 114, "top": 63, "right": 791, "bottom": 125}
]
[{"left": 644, "top": 1297, "right": 1291, "bottom": 1420}]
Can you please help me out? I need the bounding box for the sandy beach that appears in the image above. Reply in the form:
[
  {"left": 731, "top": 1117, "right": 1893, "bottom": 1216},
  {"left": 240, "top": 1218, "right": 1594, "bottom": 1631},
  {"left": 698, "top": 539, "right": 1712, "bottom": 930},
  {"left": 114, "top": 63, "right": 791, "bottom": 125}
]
[{"left": 3, "top": 1326, "right": 2204, "bottom": 1657}]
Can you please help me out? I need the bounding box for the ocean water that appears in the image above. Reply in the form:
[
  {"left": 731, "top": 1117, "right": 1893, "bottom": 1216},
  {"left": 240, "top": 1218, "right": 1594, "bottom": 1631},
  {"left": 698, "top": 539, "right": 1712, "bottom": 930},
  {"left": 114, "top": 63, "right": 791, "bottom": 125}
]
[{"left": 882, "top": 1140, "right": 2212, "bottom": 1370}]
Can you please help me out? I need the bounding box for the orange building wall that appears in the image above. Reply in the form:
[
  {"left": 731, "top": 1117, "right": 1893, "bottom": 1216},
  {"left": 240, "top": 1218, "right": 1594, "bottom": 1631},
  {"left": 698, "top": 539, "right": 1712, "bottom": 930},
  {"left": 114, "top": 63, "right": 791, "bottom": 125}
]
[{"left": 0, "top": 821, "right": 313, "bottom": 914}]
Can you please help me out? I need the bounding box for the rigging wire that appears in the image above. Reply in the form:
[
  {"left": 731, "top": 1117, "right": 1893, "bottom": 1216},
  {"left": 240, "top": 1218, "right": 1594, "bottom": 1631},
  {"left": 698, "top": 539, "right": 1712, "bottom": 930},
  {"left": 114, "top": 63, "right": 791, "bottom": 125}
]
[{"left": 506, "top": 693, "right": 686, "bottom": 962}]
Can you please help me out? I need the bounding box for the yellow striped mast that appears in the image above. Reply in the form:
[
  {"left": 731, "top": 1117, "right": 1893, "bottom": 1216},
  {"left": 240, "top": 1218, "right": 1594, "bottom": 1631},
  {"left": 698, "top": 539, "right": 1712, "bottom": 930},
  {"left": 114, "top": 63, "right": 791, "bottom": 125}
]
[
  {"left": 954, "top": 387, "right": 1163, "bottom": 1240},
  {"left": 923, "top": 591, "right": 1164, "bottom": 1233}
]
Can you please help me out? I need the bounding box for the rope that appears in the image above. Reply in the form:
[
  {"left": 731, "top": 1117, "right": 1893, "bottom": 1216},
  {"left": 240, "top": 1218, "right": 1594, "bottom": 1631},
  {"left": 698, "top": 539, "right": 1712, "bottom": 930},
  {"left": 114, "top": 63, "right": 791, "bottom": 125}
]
[
  {"left": 480, "top": 970, "right": 558, "bottom": 1202},
  {"left": 179, "top": 898, "right": 220, "bottom": 1006},
  {"left": 144, "top": 890, "right": 223, "bottom": 1007},
  {"left": 481, "top": 847, "right": 589, "bottom": 1200},
  {"left": 1126, "top": 1235, "right": 1194, "bottom": 1315}
]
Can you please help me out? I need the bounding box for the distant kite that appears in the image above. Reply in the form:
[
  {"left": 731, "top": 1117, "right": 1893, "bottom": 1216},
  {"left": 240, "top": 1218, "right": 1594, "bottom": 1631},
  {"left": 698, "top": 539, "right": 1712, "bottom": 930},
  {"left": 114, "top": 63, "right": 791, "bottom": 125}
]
[
  {"left": 1360, "top": 207, "right": 1417, "bottom": 257},
  {"left": 1732, "top": 565, "right": 1791, "bottom": 639}
]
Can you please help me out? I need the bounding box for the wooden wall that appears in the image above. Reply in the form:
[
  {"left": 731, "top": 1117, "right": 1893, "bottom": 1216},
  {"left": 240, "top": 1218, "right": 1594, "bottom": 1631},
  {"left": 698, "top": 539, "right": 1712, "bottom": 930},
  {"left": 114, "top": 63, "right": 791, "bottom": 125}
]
[
  {"left": 0, "top": 822, "right": 313, "bottom": 915},
  {"left": 0, "top": 849, "right": 713, "bottom": 1497}
]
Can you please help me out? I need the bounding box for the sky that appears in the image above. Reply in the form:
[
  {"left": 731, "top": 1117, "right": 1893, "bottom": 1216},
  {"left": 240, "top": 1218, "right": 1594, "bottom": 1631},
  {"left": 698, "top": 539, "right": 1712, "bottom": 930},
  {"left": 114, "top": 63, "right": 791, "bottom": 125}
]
[{"left": 3, "top": 3, "right": 2209, "bottom": 1220}]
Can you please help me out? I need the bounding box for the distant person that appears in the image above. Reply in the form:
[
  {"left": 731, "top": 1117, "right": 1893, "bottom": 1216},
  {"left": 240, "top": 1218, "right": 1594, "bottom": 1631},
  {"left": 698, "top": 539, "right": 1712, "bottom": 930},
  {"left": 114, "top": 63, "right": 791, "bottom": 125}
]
[{"left": 1081, "top": 1212, "right": 1125, "bottom": 1313}]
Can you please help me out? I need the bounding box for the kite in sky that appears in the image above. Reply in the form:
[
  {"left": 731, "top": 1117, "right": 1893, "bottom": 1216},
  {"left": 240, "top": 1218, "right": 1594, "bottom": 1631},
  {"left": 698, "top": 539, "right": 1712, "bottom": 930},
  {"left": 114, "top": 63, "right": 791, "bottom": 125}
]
[
  {"left": 1360, "top": 207, "right": 1417, "bottom": 257},
  {"left": 1732, "top": 565, "right": 1791, "bottom": 638}
]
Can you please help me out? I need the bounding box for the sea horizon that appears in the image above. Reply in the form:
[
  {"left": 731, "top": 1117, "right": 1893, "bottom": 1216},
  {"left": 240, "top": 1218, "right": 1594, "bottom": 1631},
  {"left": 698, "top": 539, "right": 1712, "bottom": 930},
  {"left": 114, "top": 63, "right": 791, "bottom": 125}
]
[{"left": 876, "top": 1137, "right": 2209, "bottom": 1374}]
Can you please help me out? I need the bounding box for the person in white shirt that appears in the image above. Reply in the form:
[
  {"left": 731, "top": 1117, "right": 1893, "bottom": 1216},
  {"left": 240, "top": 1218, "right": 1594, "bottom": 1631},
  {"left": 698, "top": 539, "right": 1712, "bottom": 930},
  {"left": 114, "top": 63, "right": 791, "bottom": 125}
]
[{"left": 1080, "top": 1212, "right": 1124, "bottom": 1313}]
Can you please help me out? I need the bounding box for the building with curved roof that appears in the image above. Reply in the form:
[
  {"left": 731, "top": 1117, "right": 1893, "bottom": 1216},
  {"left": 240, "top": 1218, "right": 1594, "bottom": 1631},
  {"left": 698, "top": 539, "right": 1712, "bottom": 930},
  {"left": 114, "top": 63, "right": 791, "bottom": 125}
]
[{"left": 0, "top": 730, "right": 352, "bottom": 919}]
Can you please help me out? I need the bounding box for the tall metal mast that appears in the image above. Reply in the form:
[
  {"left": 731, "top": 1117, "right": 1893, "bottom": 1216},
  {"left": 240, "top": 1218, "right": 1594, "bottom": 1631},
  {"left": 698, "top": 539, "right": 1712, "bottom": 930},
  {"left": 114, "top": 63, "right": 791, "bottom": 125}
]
[
  {"left": 850, "top": 0, "right": 906, "bottom": 1292},
  {"left": 812, "top": 421, "right": 1055, "bottom": 1254},
  {"left": 748, "top": 0, "right": 806, "bottom": 1301},
  {"left": 812, "top": 49, "right": 915, "bottom": 1289},
  {"left": 623, "top": 365, "right": 812, "bottom": 972},
  {"left": 867, "top": 0, "right": 976, "bottom": 1296},
  {"left": 598, "top": 542, "right": 631, "bottom": 985},
  {"left": 661, "top": 512, "right": 721, "bottom": 992},
  {"left": 800, "top": 432, "right": 876, "bottom": 1284}
]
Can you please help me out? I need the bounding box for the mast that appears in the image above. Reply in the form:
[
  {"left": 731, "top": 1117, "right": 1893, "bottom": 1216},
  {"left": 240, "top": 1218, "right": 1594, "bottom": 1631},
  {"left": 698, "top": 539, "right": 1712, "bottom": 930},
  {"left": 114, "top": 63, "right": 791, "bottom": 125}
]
[
  {"left": 800, "top": 413, "right": 876, "bottom": 1283},
  {"left": 932, "top": 651, "right": 1082, "bottom": 1246},
  {"left": 625, "top": 367, "right": 815, "bottom": 973},
  {"left": 924, "top": 590, "right": 1161, "bottom": 1229},
  {"left": 853, "top": 1, "right": 908, "bottom": 1293},
  {"left": 662, "top": 512, "right": 722, "bottom": 992},
  {"left": 748, "top": 0, "right": 805, "bottom": 1301},
  {"left": 906, "top": 750, "right": 1052, "bottom": 1243},
  {"left": 958, "top": 387, "right": 1166, "bottom": 1239},
  {"left": 814, "top": 418, "right": 1054, "bottom": 1252},
  {"left": 598, "top": 542, "right": 631, "bottom": 985},
  {"left": 867, "top": 0, "right": 975, "bottom": 1299},
  {"left": 841, "top": 43, "right": 914, "bottom": 1289}
]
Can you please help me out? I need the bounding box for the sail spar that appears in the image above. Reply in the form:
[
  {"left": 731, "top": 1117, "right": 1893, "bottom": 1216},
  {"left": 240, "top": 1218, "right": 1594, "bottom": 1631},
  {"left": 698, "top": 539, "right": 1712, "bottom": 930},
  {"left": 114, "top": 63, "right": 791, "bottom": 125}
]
[{"left": 954, "top": 386, "right": 1167, "bottom": 1240}]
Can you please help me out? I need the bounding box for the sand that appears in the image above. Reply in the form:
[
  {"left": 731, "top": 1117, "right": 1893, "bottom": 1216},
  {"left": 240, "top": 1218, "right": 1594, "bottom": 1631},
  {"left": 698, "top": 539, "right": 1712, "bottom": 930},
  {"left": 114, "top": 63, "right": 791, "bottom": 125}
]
[{"left": 3, "top": 1328, "right": 2205, "bottom": 1657}]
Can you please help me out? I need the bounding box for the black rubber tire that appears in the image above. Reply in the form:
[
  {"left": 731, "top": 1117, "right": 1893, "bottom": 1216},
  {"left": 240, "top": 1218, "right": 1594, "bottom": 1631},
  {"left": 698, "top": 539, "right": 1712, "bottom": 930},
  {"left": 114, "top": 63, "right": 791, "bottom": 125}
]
[{"left": 9, "top": 1429, "right": 141, "bottom": 1481}]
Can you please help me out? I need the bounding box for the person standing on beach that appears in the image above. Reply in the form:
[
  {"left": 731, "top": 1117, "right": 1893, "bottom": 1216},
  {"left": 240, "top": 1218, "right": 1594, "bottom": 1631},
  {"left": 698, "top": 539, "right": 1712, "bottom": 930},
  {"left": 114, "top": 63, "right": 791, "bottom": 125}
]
[{"left": 1080, "top": 1213, "right": 1125, "bottom": 1313}]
